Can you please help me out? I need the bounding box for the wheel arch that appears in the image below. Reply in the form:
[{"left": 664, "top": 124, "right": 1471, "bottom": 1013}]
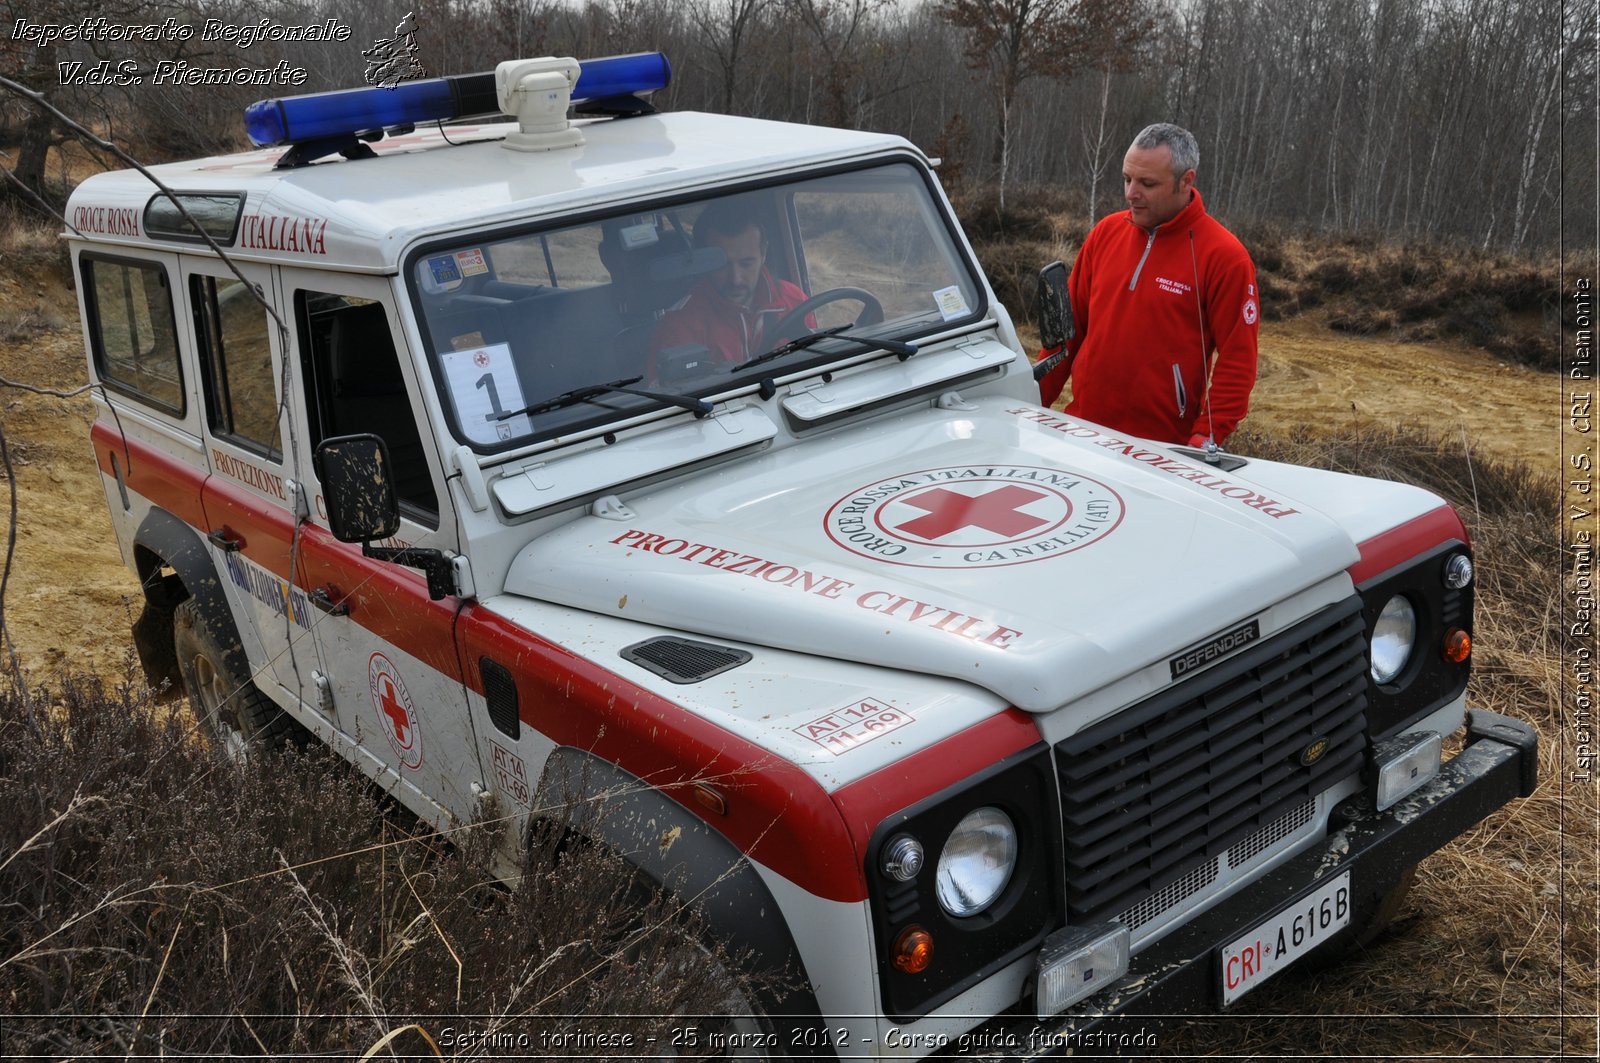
[
  {"left": 536, "top": 745, "right": 834, "bottom": 1056},
  {"left": 131, "top": 507, "right": 248, "bottom": 683}
]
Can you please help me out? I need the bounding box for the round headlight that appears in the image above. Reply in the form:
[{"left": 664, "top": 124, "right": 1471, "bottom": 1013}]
[
  {"left": 1371, "top": 595, "right": 1417, "bottom": 685},
  {"left": 935, "top": 807, "right": 1017, "bottom": 917}
]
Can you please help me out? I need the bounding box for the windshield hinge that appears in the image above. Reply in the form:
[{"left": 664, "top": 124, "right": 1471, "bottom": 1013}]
[
  {"left": 591, "top": 495, "right": 635, "bottom": 521},
  {"left": 452, "top": 445, "right": 490, "bottom": 512}
]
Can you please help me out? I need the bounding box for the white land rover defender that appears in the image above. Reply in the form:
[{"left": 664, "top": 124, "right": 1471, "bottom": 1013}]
[{"left": 69, "top": 53, "right": 1536, "bottom": 1056}]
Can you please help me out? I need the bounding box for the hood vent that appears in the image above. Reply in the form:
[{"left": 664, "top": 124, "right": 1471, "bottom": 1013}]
[{"left": 621, "top": 637, "right": 752, "bottom": 684}]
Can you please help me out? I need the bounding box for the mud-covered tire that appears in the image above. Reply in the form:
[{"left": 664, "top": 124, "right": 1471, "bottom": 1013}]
[{"left": 172, "top": 597, "right": 299, "bottom": 760}]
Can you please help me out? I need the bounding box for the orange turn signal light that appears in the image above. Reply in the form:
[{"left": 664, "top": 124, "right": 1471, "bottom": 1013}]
[
  {"left": 892, "top": 925, "right": 934, "bottom": 974},
  {"left": 1443, "top": 628, "right": 1471, "bottom": 664}
]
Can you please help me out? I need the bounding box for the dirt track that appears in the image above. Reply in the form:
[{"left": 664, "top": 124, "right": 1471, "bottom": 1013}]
[{"left": 0, "top": 268, "right": 1565, "bottom": 684}]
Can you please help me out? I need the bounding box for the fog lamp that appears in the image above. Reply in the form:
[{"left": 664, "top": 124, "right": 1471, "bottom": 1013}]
[
  {"left": 1034, "top": 923, "right": 1130, "bottom": 1019},
  {"left": 1373, "top": 731, "right": 1443, "bottom": 811}
]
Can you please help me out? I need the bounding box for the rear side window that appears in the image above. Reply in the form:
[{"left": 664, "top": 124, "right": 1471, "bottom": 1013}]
[
  {"left": 192, "top": 275, "right": 280, "bottom": 458},
  {"left": 82, "top": 254, "right": 183, "bottom": 414}
]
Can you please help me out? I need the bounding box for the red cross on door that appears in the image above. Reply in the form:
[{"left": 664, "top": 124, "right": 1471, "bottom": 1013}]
[{"left": 377, "top": 673, "right": 413, "bottom": 749}]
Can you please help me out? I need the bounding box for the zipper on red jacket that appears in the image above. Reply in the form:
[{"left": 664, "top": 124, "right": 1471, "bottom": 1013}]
[{"left": 1128, "top": 227, "right": 1157, "bottom": 290}]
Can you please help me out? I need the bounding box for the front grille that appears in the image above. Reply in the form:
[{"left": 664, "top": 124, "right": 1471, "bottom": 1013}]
[
  {"left": 1226, "top": 798, "right": 1315, "bottom": 869},
  {"left": 1056, "top": 597, "right": 1369, "bottom": 922},
  {"left": 1115, "top": 799, "right": 1317, "bottom": 934}
]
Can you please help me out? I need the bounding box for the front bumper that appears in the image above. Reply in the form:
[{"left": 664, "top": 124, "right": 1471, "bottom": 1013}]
[{"left": 959, "top": 709, "right": 1538, "bottom": 1058}]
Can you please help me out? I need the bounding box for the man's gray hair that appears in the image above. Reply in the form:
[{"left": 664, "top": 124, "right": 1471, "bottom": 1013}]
[{"left": 1132, "top": 123, "right": 1199, "bottom": 182}]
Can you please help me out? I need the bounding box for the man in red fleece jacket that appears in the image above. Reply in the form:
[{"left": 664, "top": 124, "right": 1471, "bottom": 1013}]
[
  {"left": 1038, "top": 123, "right": 1258, "bottom": 448},
  {"left": 651, "top": 199, "right": 810, "bottom": 371}
]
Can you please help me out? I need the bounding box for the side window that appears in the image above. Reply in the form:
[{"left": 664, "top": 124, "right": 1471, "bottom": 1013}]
[
  {"left": 82, "top": 255, "right": 183, "bottom": 413},
  {"left": 192, "top": 276, "right": 280, "bottom": 459},
  {"left": 297, "top": 291, "right": 439, "bottom": 524}
]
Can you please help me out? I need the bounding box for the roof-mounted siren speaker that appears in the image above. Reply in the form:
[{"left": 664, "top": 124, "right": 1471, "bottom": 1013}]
[{"left": 496, "top": 57, "right": 584, "bottom": 152}]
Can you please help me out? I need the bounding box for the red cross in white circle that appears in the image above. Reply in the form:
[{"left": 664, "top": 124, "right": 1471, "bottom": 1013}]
[
  {"left": 893, "top": 485, "right": 1050, "bottom": 540},
  {"left": 377, "top": 675, "right": 413, "bottom": 749}
]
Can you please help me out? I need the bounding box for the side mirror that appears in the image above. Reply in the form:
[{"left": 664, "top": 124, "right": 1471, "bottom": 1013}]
[
  {"left": 314, "top": 434, "right": 400, "bottom": 544},
  {"left": 313, "top": 433, "right": 457, "bottom": 600},
  {"left": 1036, "top": 260, "right": 1074, "bottom": 350}
]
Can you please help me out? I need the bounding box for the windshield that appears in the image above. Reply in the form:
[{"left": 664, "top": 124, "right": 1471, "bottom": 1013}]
[{"left": 409, "top": 161, "right": 983, "bottom": 452}]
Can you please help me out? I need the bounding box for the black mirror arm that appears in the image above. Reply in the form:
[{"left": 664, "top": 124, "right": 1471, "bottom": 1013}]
[{"left": 363, "top": 544, "right": 456, "bottom": 601}]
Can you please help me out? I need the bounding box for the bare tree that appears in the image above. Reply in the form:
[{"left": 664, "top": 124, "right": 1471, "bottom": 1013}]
[
  {"left": 936, "top": 0, "right": 1137, "bottom": 211},
  {"left": 686, "top": 0, "right": 772, "bottom": 114}
]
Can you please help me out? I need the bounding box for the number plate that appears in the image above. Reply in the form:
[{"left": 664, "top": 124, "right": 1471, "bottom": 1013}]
[{"left": 1220, "top": 871, "right": 1350, "bottom": 1004}]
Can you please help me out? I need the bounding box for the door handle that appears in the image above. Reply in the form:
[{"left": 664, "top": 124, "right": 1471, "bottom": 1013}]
[
  {"left": 309, "top": 587, "right": 350, "bottom": 617},
  {"left": 207, "top": 528, "right": 243, "bottom": 552}
]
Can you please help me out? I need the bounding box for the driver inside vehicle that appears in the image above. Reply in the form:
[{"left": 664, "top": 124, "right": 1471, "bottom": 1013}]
[{"left": 648, "top": 198, "right": 813, "bottom": 379}]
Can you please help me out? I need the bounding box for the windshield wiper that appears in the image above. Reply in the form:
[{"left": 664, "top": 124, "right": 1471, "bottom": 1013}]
[
  {"left": 732, "top": 326, "right": 917, "bottom": 373},
  {"left": 497, "top": 375, "right": 713, "bottom": 420}
]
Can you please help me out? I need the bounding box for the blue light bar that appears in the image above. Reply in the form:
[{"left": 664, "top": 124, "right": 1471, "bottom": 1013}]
[
  {"left": 245, "top": 79, "right": 457, "bottom": 146},
  {"left": 244, "top": 52, "right": 672, "bottom": 148},
  {"left": 571, "top": 52, "right": 671, "bottom": 103}
]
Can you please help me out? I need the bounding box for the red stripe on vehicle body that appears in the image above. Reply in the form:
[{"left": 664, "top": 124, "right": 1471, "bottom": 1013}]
[
  {"left": 292, "top": 519, "right": 465, "bottom": 681},
  {"left": 91, "top": 421, "right": 208, "bottom": 528},
  {"left": 1348, "top": 506, "right": 1469, "bottom": 586},
  {"left": 458, "top": 609, "right": 872, "bottom": 902},
  {"left": 831, "top": 709, "right": 1042, "bottom": 859},
  {"left": 94, "top": 425, "right": 896, "bottom": 900},
  {"left": 95, "top": 424, "right": 1047, "bottom": 902}
]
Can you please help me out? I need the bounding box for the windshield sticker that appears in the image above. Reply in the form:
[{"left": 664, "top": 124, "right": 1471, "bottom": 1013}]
[
  {"left": 932, "top": 285, "right": 970, "bottom": 321},
  {"left": 1007, "top": 408, "right": 1301, "bottom": 518},
  {"left": 454, "top": 248, "right": 489, "bottom": 276},
  {"left": 608, "top": 529, "right": 1024, "bottom": 649},
  {"left": 824, "top": 465, "right": 1125, "bottom": 569},
  {"left": 427, "top": 254, "right": 462, "bottom": 285},
  {"left": 439, "top": 342, "right": 529, "bottom": 444},
  {"left": 620, "top": 223, "right": 659, "bottom": 250},
  {"left": 795, "top": 698, "right": 914, "bottom": 756}
]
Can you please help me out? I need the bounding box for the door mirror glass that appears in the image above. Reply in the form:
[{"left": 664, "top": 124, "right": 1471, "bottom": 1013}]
[
  {"left": 1036, "top": 260, "right": 1074, "bottom": 350},
  {"left": 315, "top": 433, "right": 400, "bottom": 543}
]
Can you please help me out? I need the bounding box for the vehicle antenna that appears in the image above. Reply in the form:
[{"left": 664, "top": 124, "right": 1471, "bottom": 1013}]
[{"left": 1189, "top": 230, "right": 1221, "bottom": 464}]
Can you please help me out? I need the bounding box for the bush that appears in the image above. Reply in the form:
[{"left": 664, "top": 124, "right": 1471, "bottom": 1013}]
[{"left": 0, "top": 677, "right": 759, "bottom": 1057}]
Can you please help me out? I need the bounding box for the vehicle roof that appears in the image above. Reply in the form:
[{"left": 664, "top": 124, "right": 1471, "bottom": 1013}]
[{"left": 64, "top": 112, "right": 925, "bottom": 272}]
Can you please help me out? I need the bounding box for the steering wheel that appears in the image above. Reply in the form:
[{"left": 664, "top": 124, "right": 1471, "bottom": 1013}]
[{"left": 765, "top": 287, "right": 885, "bottom": 344}]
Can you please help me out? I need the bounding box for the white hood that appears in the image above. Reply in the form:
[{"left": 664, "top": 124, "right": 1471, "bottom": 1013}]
[{"left": 504, "top": 399, "right": 1361, "bottom": 711}]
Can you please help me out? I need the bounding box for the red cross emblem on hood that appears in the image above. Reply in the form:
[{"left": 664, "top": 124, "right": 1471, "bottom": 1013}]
[{"left": 894, "top": 485, "right": 1050, "bottom": 541}]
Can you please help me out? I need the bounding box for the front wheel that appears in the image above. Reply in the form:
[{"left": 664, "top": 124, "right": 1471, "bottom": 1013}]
[{"left": 172, "top": 597, "right": 300, "bottom": 761}]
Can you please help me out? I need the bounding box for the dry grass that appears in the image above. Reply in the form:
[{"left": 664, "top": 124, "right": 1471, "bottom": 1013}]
[
  {"left": 0, "top": 674, "right": 761, "bottom": 1058},
  {"left": 952, "top": 186, "right": 1566, "bottom": 376},
  {"left": 1220, "top": 222, "right": 1564, "bottom": 373}
]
